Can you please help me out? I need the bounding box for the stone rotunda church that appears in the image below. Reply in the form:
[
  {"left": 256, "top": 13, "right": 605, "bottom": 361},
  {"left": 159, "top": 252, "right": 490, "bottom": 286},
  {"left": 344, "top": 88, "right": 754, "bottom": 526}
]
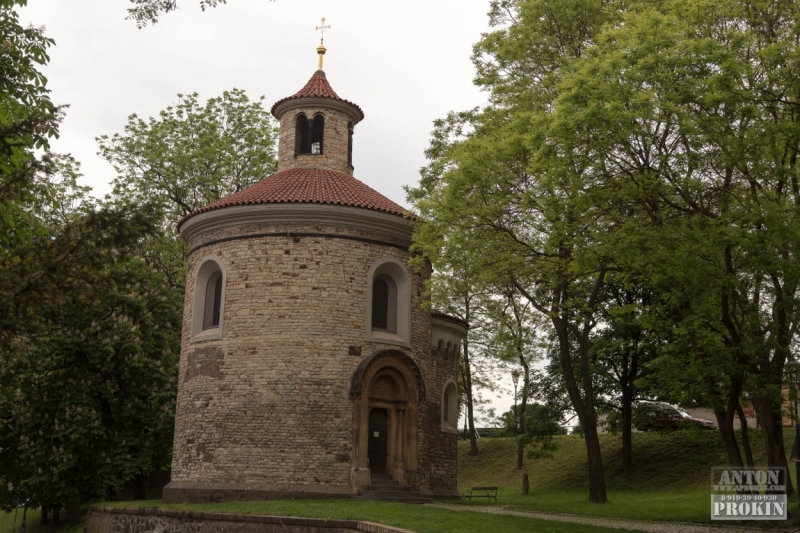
[{"left": 162, "top": 43, "right": 467, "bottom": 504}]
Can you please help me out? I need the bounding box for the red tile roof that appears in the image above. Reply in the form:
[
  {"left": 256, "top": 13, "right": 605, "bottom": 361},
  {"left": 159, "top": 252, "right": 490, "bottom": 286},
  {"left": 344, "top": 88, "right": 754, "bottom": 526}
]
[
  {"left": 432, "top": 310, "right": 470, "bottom": 329},
  {"left": 271, "top": 71, "right": 364, "bottom": 121},
  {"left": 177, "top": 168, "right": 407, "bottom": 229}
]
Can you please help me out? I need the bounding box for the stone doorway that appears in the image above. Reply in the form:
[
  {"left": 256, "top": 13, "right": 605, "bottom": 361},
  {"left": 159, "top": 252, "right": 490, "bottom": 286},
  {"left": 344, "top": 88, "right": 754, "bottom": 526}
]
[
  {"left": 349, "top": 349, "right": 425, "bottom": 490},
  {"left": 368, "top": 408, "right": 389, "bottom": 473}
]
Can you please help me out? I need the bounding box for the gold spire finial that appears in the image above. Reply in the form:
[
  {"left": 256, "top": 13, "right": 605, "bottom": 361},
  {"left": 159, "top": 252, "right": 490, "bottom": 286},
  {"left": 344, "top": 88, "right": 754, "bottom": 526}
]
[{"left": 315, "top": 17, "right": 330, "bottom": 71}]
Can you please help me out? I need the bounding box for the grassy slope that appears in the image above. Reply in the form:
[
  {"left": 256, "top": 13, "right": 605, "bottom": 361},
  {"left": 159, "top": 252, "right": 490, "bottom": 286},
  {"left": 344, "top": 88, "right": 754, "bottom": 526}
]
[
  {"left": 458, "top": 431, "right": 749, "bottom": 491},
  {"left": 2, "top": 430, "right": 795, "bottom": 532},
  {"left": 101, "top": 500, "right": 637, "bottom": 533},
  {"left": 457, "top": 430, "right": 799, "bottom": 525}
]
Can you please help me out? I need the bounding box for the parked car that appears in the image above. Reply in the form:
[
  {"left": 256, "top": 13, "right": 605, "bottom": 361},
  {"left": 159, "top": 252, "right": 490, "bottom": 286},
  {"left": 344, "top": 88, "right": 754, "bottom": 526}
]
[{"left": 634, "top": 402, "right": 717, "bottom": 431}]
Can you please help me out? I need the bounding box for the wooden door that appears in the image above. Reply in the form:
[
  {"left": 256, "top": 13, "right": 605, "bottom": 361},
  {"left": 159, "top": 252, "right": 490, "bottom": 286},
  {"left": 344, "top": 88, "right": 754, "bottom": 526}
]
[{"left": 368, "top": 408, "right": 389, "bottom": 473}]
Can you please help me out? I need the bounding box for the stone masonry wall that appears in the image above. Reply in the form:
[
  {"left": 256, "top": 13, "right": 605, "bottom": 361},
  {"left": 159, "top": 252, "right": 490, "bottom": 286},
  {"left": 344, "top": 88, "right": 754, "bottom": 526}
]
[
  {"left": 169, "top": 218, "right": 455, "bottom": 495},
  {"left": 416, "top": 344, "right": 459, "bottom": 496},
  {"left": 276, "top": 106, "right": 354, "bottom": 175}
]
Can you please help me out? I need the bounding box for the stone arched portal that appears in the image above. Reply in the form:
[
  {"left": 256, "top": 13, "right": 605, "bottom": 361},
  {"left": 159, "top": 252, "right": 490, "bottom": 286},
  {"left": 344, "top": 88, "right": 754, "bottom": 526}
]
[{"left": 350, "top": 349, "right": 423, "bottom": 491}]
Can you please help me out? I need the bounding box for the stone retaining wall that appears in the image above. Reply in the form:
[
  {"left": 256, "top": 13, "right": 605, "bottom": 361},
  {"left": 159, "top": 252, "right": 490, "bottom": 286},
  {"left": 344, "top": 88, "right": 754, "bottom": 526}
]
[{"left": 87, "top": 506, "right": 417, "bottom": 533}]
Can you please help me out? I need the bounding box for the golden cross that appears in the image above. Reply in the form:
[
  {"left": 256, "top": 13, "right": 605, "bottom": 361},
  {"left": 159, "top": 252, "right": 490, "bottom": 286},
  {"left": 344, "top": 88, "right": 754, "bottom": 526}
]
[{"left": 316, "top": 17, "right": 331, "bottom": 45}]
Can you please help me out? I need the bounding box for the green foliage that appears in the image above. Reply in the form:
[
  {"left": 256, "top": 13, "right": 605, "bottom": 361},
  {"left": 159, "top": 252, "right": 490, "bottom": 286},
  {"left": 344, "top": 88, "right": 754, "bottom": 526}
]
[
  {"left": 0, "top": 1, "right": 58, "bottom": 248},
  {"left": 0, "top": 0, "right": 182, "bottom": 513},
  {"left": 1, "top": 252, "right": 179, "bottom": 508},
  {"left": 410, "top": 0, "right": 800, "bottom": 491},
  {"left": 126, "top": 0, "right": 230, "bottom": 28},
  {"left": 0, "top": 157, "right": 179, "bottom": 511},
  {"left": 99, "top": 89, "right": 278, "bottom": 225}
]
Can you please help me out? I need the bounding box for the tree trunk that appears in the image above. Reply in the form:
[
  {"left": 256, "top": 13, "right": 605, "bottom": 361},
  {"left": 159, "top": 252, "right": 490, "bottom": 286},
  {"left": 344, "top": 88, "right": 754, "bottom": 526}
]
[
  {"left": 67, "top": 499, "right": 80, "bottom": 526},
  {"left": 40, "top": 506, "right": 48, "bottom": 525},
  {"left": 752, "top": 393, "right": 794, "bottom": 496},
  {"left": 522, "top": 473, "right": 529, "bottom": 495},
  {"left": 517, "top": 360, "right": 529, "bottom": 469},
  {"left": 693, "top": 332, "right": 747, "bottom": 471},
  {"left": 463, "top": 341, "right": 480, "bottom": 456},
  {"left": 556, "top": 319, "right": 607, "bottom": 502},
  {"left": 620, "top": 386, "right": 633, "bottom": 471},
  {"left": 735, "top": 402, "right": 754, "bottom": 467},
  {"left": 134, "top": 472, "right": 148, "bottom": 500},
  {"left": 53, "top": 506, "right": 60, "bottom": 527},
  {"left": 715, "top": 411, "right": 744, "bottom": 468}
]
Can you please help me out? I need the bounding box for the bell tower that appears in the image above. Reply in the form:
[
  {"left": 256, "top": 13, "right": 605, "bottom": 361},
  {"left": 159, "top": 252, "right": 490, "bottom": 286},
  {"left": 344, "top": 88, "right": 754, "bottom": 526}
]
[{"left": 271, "top": 27, "right": 364, "bottom": 176}]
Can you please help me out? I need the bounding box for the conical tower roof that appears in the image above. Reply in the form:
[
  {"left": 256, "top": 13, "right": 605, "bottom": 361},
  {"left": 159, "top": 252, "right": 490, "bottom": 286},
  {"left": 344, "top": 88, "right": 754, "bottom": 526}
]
[{"left": 271, "top": 71, "right": 364, "bottom": 122}]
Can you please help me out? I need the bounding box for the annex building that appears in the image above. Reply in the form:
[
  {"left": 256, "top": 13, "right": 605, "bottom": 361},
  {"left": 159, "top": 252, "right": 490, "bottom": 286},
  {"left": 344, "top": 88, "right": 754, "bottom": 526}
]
[{"left": 162, "top": 42, "right": 467, "bottom": 503}]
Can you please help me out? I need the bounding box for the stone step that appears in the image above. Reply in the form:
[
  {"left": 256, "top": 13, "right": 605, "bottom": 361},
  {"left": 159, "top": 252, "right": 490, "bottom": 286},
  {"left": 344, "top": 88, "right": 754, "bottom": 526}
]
[
  {"left": 370, "top": 473, "right": 394, "bottom": 480},
  {"left": 354, "top": 494, "right": 432, "bottom": 504},
  {"left": 369, "top": 478, "right": 402, "bottom": 487},
  {"left": 366, "top": 485, "right": 411, "bottom": 492},
  {"left": 361, "top": 487, "right": 413, "bottom": 496}
]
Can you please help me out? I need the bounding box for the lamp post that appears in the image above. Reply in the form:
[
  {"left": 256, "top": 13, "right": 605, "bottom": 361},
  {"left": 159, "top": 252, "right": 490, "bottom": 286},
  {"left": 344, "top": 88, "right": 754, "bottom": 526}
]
[{"left": 512, "top": 370, "right": 520, "bottom": 437}]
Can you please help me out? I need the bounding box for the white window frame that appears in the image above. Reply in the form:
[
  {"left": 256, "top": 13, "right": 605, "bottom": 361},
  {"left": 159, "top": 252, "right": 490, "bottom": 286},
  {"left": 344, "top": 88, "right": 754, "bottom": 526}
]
[
  {"left": 190, "top": 254, "right": 227, "bottom": 343},
  {"left": 365, "top": 258, "right": 411, "bottom": 347}
]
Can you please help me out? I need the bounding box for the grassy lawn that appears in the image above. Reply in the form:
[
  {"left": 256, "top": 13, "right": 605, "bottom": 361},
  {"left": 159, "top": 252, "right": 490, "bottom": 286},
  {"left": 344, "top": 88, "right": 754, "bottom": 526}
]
[
  {"left": 4, "top": 429, "right": 799, "bottom": 532},
  {"left": 0, "top": 508, "right": 86, "bottom": 533},
  {"left": 457, "top": 431, "right": 800, "bottom": 526},
  {"left": 105, "top": 499, "right": 640, "bottom": 533},
  {"left": 0, "top": 508, "right": 41, "bottom": 533}
]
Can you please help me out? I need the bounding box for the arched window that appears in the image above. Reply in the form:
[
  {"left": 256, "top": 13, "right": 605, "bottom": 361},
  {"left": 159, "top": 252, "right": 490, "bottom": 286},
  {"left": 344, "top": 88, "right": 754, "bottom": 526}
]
[
  {"left": 442, "top": 381, "right": 458, "bottom": 433},
  {"left": 295, "top": 114, "right": 310, "bottom": 155},
  {"left": 191, "top": 255, "right": 226, "bottom": 342},
  {"left": 203, "top": 272, "right": 223, "bottom": 329},
  {"left": 310, "top": 114, "right": 325, "bottom": 154},
  {"left": 347, "top": 121, "right": 354, "bottom": 167},
  {"left": 371, "top": 275, "right": 397, "bottom": 333},
  {"left": 366, "top": 259, "right": 411, "bottom": 346}
]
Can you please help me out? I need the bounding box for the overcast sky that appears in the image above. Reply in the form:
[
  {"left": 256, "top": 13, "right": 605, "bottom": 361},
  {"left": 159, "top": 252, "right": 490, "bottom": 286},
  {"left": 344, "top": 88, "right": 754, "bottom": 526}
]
[
  {"left": 18, "top": 0, "right": 520, "bottom": 426},
  {"left": 19, "top": 0, "right": 491, "bottom": 207}
]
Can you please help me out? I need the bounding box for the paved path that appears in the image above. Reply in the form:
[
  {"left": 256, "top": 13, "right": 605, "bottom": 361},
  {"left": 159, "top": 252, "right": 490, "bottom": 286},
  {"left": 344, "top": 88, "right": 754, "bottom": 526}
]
[{"left": 427, "top": 503, "right": 800, "bottom": 533}]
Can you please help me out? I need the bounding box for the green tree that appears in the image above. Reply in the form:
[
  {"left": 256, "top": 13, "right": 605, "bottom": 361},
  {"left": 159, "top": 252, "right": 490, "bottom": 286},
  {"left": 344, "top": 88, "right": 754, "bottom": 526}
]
[
  {"left": 487, "top": 286, "right": 542, "bottom": 469},
  {"left": 0, "top": 0, "right": 58, "bottom": 249},
  {"left": 550, "top": 0, "right": 800, "bottom": 489},
  {"left": 126, "top": 0, "right": 240, "bottom": 27},
  {"left": 411, "top": 212, "right": 503, "bottom": 456},
  {"left": 99, "top": 89, "right": 277, "bottom": 226},
  {"left": 590, "top": 279, "right": 658, "bottom": 471},
  {"left": 408, "top": 0, "right": 632, "bottom": 502},
  {"left": 0, "top": 0, "right": 63, "bottom": 339},
  {"left": 0, "top": 164, "right": 178, "bottom": 514},
  {"left": 0, "top": 2, "right": 182, "bottom": 515}
]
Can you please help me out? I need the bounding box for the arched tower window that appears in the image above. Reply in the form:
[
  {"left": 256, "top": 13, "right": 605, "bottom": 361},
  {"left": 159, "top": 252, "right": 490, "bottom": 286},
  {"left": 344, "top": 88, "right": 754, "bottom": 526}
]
[
  {"left": 190, "top": 255, "right": 227, "bottom": 342},
  {"left": 310, "top": 114, "right": 325, "bottom": 154},
  {"left": 441, "top": 381, "right": 458, "bottom": 433},
  {"left": 366, "top": 259, "right": 410, "bottom": 346},
  {"left": 347, "top": 121, "right": 354, "bottom": 167},
  {"left": 204, "top": 272, "right": 223, "bottom": 329},
  {"left": 295, "top": 114, "right": 310, "bottom": 155},
  {"left": 371, "top": 276, "right": 397, "bottom": 333}
]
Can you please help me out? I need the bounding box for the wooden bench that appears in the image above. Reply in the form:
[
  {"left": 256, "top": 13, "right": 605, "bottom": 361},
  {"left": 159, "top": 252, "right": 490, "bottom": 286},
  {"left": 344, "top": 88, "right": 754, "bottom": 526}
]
[{"left": 461, "top": 486, "right": 498, "bottom": 502}]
